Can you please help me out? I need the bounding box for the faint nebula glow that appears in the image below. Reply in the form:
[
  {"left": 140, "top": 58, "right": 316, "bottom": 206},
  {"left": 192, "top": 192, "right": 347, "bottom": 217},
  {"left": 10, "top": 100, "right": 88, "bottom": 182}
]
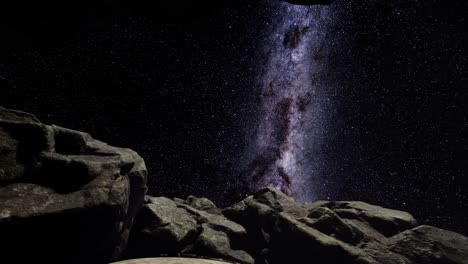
[{"left": 244, "top": 1, "right": 332, "bottom": 202}]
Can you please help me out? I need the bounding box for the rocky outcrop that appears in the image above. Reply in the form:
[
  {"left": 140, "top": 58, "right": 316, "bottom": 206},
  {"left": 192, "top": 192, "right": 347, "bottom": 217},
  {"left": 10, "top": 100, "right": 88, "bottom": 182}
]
[
  {"left": 223, "top": 188, "right": 467, "bottom": 264},
  {"left": 125, "top": 196, "right": 254, "bottom": 264},
  {"left": 223, "top": 188, "right": 371, "bottom": 264},
  {"left": 305, "top": 200, "right": 417, "bottom": 237},
  {"left": 113, "top": 258, "right": 232, "bottom": 264},
  {"left": 1, "top": 106, "right": 466, "bottom": 264},
  {"left": 0, "top": 106, "right": 147, "bottom": 264},
  {"left": 125, "top": 187, "right": 467, "bottom": 264},
  {"left": 387, "top": 225, "right": 468, "bottom": 264}
]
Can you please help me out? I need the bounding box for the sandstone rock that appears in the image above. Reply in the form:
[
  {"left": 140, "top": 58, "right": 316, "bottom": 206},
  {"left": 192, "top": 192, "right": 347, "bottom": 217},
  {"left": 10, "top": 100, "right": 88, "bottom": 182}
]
[
  {"left": 112, "top": 258, "right": 232, "bottom": 264},
  {"left": 223, "top": 187, "right": 467, "bottom": 264},
  {"left": 132, "top": 197, "right": 199, "bottom": 254},
  {"left": 225, "top": 186, "right": 309, "bottom": 220},
  {"left": 184, "top": 195, "right": 219, "bottom": 213},
  {"left": 2, "top": 106, "right": 467, "bottom": 264},
  {"left": 126, "top": 195, "right": 253, "bottom": 264},
  {"left": 190, "top": 223, "right": 253, "bottom": 264},
  {"left": 223, "top": 187, "right": 372, "bottom": 264},
  {"left": 387, "top": 225, "right": 468, "bottom": 264},
  {"left": 0, "top": 106, "right": 147, "bottom": 264},
  {"left": 302, "top": 206, "right": 365, "bottom": 245},
  {"left": 306, "top": 201, "right": 418, "bottom": 237},
  {"left": 86, "top": 184, "right": 468, "bottom": 264}
]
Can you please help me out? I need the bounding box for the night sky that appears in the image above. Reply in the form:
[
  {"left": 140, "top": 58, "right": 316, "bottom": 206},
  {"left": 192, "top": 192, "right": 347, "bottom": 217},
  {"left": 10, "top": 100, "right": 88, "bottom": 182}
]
[{"left": 0, "top": 0, "right": 466, "bottom": 235}]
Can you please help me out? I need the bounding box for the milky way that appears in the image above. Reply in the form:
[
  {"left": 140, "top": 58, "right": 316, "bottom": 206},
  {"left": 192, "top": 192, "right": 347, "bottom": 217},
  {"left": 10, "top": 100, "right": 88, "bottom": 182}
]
[{"left": 243, "top": 1, "right": 332, "bottom": 202}]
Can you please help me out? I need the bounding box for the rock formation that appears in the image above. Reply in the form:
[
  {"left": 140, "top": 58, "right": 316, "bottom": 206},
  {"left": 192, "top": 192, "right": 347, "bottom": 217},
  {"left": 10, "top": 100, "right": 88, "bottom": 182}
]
[
  {"left": 1, "top": 106, "right": 467, "bottom": 264},
  {"left": 113, "top": 258, "right": 232, "bottom": 264},
  {"left": 127, "top": 188, "right": 468, "bottom": 264},
  {"left": 0, "top": 106, "right": 147, "bottom": 263},
  {"left": 125, "top": 196, "right": 254, "bottom": 264}
]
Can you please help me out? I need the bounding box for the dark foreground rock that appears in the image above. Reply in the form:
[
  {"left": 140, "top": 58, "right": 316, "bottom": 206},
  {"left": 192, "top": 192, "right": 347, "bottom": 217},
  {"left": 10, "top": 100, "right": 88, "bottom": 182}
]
[
  {"left": 1, "top": 107, "right": 467, "bottom": 264},
  {"left": 127, "top": 188, "right": 468, "bottom": 264},
  {"left": 387, "top": 225, "right": 468, "bottom": 264},
  {"left": 0, "top": 106, "right": 147, "bottom": 264},
  {"left": 125, "top": 196, "right": 254, "bottom": 264},
  {"left": 128, "top": 188, "right": 468, "bottom": 264},
  {"left": 112, "top": 258, "right": 232, "bottom": 264},
  {"left": 223, "top": 188, "right": 468, "bottom": 264}
]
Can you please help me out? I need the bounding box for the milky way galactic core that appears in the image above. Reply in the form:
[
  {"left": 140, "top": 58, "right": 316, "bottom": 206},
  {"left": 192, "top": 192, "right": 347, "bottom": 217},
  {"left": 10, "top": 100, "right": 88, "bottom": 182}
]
[{"left": 243, "top": 2, "right": 332, "bottom": 202}]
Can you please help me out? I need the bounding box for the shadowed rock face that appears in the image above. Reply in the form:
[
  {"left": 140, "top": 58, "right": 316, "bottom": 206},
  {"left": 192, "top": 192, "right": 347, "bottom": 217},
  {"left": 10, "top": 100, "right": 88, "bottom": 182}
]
[
  {"left": 0, "top": 106, "right": 147, "bottom": 264},
  {"left": 127, "top": 187, "right": 468, "bottom": 264},
  {"left": 112, "top": 258, "right": 232, "bottom": 264},
  {"left": 387, "top": 226, "right": 468, "bottom": 264},
  {"left": 125, "top": 196, "right": 254, "bottom": 264},
  {"left": 222, "top": 188, "right": 467, "bottom": 264},
  {"left": 1, "top": 107, "right": 467, "bottom": 264}
]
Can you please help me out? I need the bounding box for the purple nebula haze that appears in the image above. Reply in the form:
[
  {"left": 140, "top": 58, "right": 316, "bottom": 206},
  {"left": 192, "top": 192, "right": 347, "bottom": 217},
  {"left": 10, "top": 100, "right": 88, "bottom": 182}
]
[{"left": 243, "top": 1, "right": 333, "bottom": 202}]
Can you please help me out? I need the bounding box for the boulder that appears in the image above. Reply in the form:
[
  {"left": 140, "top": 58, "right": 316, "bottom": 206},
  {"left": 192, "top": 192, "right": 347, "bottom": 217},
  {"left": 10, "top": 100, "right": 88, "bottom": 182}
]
[
  {"left": 387, "top": 225, "right": 468, "bottom": 264},
  {"left": 133, "top": 196, "right": 199, "bottom": 254},
  {"left": 223, "top": 187, "right": 468, "bottom": 264},
  {"left": 112, "top": 258, "right": 233, "bottom": 264},
  {"left": 302, "top": 206, "right": 365, "bottom": 245},
  {"left": 184, "top": 195, "right": 219, "bottom": 213},
  {"left": 0, "top": 106, "right": 147, "bottom": 264},
  {"left": 125, "top": 195, "right": 254, "bottom": 264},
  {"left": 2, "top": 106, "right": 467, "bottom": 264},
  {"left": 305, "top": 201, "right": 418, "bottom": 237},
  {"left": 223, "top": 187, "right": 372, "bottom": 264}
]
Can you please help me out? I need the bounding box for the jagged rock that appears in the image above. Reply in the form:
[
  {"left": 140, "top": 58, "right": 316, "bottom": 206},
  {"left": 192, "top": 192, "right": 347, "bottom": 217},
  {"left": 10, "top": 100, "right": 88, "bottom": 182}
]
[
  {"left": 190, "top": 224, "right": 253, "bottom": 263},
  {"left": 0, "top": 106, "right": 147, "bottom": 264},
  {"left": 184, "top": 195, "right": 219, "bottom": 214},
  {"left": 135, "top": 197, "right": 199, "bottom": 252},
  {"left": 112, "top": 258, "right": 233, "bottom": 264},
  {"left": 306, "top": 201, "right": 417, "bottom": 237},
  {"left": 223, "top": 187, "right": 372, "bottom": 264},
  {"left": 302, "top": 206, "right": 365, "bottom": 245},
  {"left": 2, "top": 106, "right": 467, "bottom": 264},
  {"left": 126, "top": 196, "right": 254, "bottom": 264},
  {"left": 387, "top": 225, "right": 468, "bottom": 264},
  {"left": 223, "top": 187, "right": 468, "bottom": 264},
  {"left": 226, "top": 186, "right": 309, "bottom": 219}
]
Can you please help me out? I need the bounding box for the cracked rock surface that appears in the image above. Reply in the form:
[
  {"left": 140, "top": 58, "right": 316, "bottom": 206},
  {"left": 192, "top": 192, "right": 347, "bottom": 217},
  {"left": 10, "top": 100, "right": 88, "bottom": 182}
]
[
  {"left": 127, "top": 188, "right": 467, "bottom": 264},
  {"left": 125, "top": 196, "right": 254, "bottom": 264},
  {"left": 222, "top": 188, "right": 467, "bottom": 264},
  {"left": 0, "top": 106, "right": 147, "bottom": 264},
  {"left": 1, "top": 106, "right": 467, "bottom": 264}
]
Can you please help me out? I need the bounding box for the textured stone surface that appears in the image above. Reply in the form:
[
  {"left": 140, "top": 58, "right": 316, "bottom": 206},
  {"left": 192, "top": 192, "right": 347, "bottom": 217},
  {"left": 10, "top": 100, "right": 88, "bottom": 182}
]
[
  {"left": 126, "top": 196, "right": 253, "bottom": 264},
  {"left": 387, "top": 225, "right": 468, "bottom": 264},
  {"left": 1, "top": 106, "right": 467, "bottom": 264},
  {"left": 223, "top": 188, "right": 371, "bottom": 264},
  {"left": 305, "top": 200, "right": 418, "bottom": 237},
  {"left": 112, "top": 258, "right": 232, "bottom": 264},
  {"left": 222, "top": 187, "right": 468, "bottom": 264},
  {"left": 0, "top": 106, "right": 147, "bottom": 264},
  {"left": 185, "top": 195, "right": 219, "bottom": 213}
]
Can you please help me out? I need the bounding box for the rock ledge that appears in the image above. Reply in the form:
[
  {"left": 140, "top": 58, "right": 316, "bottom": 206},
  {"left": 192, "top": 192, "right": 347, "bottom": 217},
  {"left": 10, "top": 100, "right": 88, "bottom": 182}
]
[
  {"left": 127, "top": 187, "right": 467, "bottom": 264},
  {"left": 0, "top": 106, "right": 147, "bottom": 263}
]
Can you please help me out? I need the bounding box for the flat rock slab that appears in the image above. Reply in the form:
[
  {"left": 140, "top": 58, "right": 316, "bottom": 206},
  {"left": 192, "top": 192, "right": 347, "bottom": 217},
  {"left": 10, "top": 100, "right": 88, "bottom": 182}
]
[{"left": 113, "top": 258, "right": 232, "bottom": 264}]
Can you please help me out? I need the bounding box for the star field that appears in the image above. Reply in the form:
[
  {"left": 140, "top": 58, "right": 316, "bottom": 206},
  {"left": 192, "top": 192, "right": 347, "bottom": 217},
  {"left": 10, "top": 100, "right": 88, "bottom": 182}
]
[{"left": 0, "top": 0, "right": 466, "bottom": 235}]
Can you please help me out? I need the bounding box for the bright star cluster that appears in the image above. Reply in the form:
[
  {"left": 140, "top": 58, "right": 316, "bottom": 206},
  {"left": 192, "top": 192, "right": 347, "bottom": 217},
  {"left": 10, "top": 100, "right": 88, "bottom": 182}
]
[{"left": 243, "top": 2, "right": 332, "bottom": 202}]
